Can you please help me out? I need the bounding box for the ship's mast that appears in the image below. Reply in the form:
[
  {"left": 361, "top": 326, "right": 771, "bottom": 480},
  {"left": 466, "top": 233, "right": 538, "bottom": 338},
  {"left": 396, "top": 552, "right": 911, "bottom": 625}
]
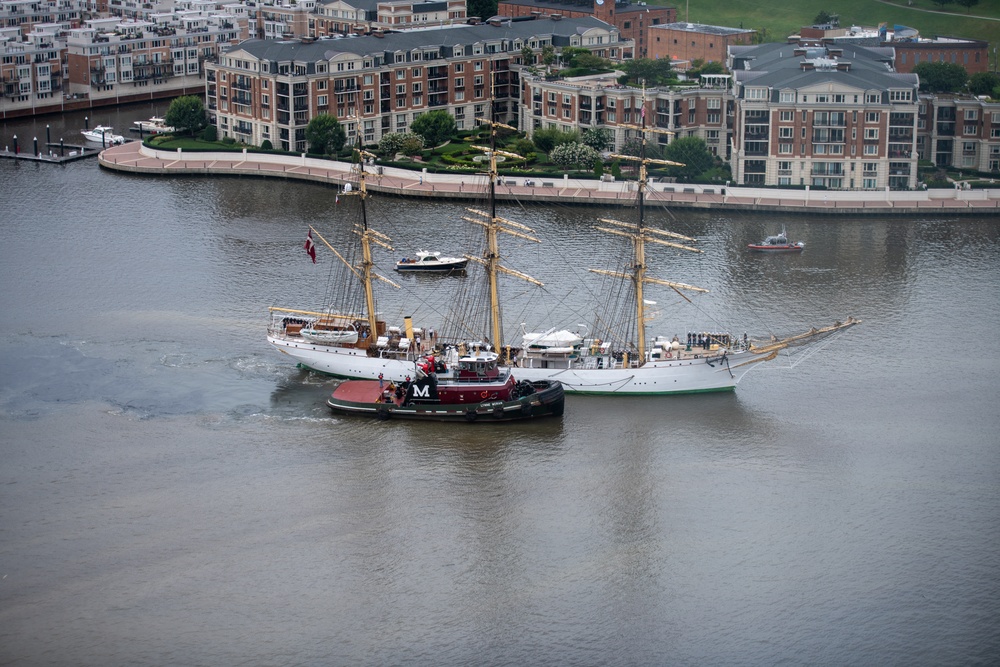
[
  {"left": 463, "top": 69, "right": 542, "bottom": 360},
  {"left": 486, "top": 104, "right": 503, "bottom": 352},
  {"left": 357, "top": 149, "right": 379, "bottom": 346},
  {"left": 598, "top": 85, "right": 705, "bottom": 363}
]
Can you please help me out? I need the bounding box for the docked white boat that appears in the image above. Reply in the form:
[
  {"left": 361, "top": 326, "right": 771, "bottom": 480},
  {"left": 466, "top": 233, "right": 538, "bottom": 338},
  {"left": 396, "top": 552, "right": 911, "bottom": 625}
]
[
  {"left": 132, "top": 117, "right": 174, "bottom": 134},
  {"left": 81, "top": 126, "right": 125, "bottom": 145},
  {"left": 395, "top": 251, "right": 468, "bottom": 273}
]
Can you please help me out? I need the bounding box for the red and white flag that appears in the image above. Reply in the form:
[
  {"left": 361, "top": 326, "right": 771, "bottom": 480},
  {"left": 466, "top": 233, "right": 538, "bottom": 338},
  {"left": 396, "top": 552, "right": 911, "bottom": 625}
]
[
  {"left": 304, "top": 229, "right": 316, "bottom": 263},
  {"left": 335, "top": 195, "right": 340, "bottom": 204}
]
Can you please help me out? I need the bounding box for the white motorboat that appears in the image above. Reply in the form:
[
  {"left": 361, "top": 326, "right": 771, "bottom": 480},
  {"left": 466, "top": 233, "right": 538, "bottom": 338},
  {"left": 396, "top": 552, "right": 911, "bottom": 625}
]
[
  {"left": 81, "top": 126, "right": 125, "bottom": 145},
  {"left": 395, "top": 251, "right": 468, "bottom": 272},
  {"left": 132, "top": 117, "right": 175, "bottom": 134}
]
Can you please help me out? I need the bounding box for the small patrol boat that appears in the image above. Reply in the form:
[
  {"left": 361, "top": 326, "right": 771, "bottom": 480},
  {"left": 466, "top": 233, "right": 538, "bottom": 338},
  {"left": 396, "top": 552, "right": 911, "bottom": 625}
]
[{"left": 748, "top": 227, "right": 805, "bottom": 252}]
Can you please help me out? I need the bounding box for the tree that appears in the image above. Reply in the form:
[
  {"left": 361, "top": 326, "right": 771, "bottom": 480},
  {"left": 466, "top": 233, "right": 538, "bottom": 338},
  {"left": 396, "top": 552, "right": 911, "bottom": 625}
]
[
  {"left": 466, "top": 0, "right": 496, "bottom": 20},
  {"left": 582, "top": 128, "right": 613, "bottom": 152},
  {"left": 410, "top": 110, "right": 456, "bottom": 147},
  {"left": 814, "top": 10, "right": 832, "bottom": 24},
  {"left": 954, "top": 0, "right": 979, "bottom": 10},
  {"left": 541, "top": 45, "right": 556, "bottom": 68},
  {"left": 930, "top": 0, "right": 953, "bottom": 7},
  {"left": 663, "top": 137, "right": 715, "bottom": 180},
  {"left": 532, "top": 128, "right": 579, "bottom": 153},
  {"left": 164, "top": 95, "right": 207, "bottom": 136},
  {"left": 377, "top": 131, "right": 424, "bottom": 158},
  {"left": 969, "top": 72, "right": 1000, "bottom": 97},
  {"left": 305, "top": 114, "right": 346, "bottom": 155},
  {"left": 520, "top": 46, "right": 534, "bottom": 66},
  {"left": 913, "top": 61, "right": 968, "bottom": 93},
  {"left": 549, "top": 142, "right": 600, "bottom": 170},
  {"left": 620, "top": 58, "right": 674, "bottom": 86}
]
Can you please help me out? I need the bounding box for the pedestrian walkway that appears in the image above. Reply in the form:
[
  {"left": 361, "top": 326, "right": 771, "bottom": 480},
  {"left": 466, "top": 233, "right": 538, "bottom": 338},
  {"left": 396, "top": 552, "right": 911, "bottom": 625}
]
[{"left": 97, "top": 141, "right": 1000, "bottom": 216}]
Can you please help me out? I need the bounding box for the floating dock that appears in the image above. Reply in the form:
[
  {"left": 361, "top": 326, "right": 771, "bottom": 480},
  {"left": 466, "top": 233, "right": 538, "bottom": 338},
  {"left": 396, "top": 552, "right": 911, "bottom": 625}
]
[{"left": 0, "top": 139, "right": 133, "bottom": 164}]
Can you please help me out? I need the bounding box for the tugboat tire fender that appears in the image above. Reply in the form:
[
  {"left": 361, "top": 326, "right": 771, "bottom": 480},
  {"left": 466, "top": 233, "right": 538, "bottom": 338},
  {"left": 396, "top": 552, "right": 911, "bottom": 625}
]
[
  {"left": 493, "top": 406, "right": 505, "bottom": 419},
  {"left": 376, "top": 406, "right": 391, "bottom": 420},
  {"left": 465, "top": 408, "right": 478, "bottom": 422}
]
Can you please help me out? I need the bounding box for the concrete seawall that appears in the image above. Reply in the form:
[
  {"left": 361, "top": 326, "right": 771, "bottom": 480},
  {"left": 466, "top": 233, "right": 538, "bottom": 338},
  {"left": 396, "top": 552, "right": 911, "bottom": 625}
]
[{"left": 98, "top": 142, "right": 1000, "bottom": 216}]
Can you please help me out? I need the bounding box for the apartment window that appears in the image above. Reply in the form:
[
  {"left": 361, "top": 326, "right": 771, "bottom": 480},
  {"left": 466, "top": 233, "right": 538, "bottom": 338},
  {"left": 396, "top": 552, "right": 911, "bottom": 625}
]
[
  {"left": 317, "top": 95, "right": 327, "bottom": 106},
  {"left": 965, "top": 109, "right": 979, "bottom": 120},
  {"left": 964, "top": 125, "right": 978, "bottom": 135},
  {"left": 779, "top": 92, "right": 794, "bottom": 103},
  {"left": 396, "top": 84, "right": 405, "bottom": 95},
  {"left": 779, "top": 127, "right": 793, "bottom": 139},
  {"left": 863, "top": 178, "right": 877, "bottom": 189},
  {"left": 889, "top": 90, "right": 911, "bottom": 102},
  {"left": 707, "top": 113, "right": 720, "bottom": 124},
  {"left": 412, "top": 67, "right": 422, "bottom": 77},
  {"left": 865, "top": 112, "right": 880, "bottom": 123},
  {"left": 455, "top": 90, "right": 464, "bottom": 101},
  {"left": 412, "top": 82, "right": 422, "bottom": 93},
  {"left": 455, "top": 63, "right": 464, "bottom": 72},
  {"left": 779, "top": 111, "right": 793, "bottom": 121},
  {"left": 397, "top": 97, "right": 406, "bottom": 108},
  {"left": 865, "top": 128, "right": 879, "bottom": 140},
  {"left": 864, "top": 144, "right": 878, "bottom": 155},
  {"left": 866, "top": 93, "right": 881, "bottom": 104},
  {"left": 412, "top": 95, "right": 422, "bottom": 105},
  {"left": 706, "top": 97, "right": 721, "bottom": 109},
  {"left": 779, "top": 143, "right": 792, "bottom": 154},
  {"left": 397, "top": 69, "right": 405, "bottom": 79},
  {"left": 474, "top": 61, "right": 483, "bottom": 71}
]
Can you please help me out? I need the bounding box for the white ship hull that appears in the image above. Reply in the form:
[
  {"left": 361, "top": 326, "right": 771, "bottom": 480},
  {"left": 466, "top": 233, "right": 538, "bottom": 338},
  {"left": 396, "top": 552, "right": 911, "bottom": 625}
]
[
  {"left": 268, "top": 334, "right": 416, "bottom": 381},
  {"left": 268, "top": 334, "right": 769, "bottom": 395},
  {"left": 511, "top": 353, "right": 764, "bottom": 395}
]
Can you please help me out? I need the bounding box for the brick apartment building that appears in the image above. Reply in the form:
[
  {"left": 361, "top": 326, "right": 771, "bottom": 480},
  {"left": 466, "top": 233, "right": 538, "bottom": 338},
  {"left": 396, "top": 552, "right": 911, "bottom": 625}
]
[
  {"left": 497, "top": 0, "right": 673, "bottom": 57},
  {"left": 206, "top": 16, "right": 627, "bottom": 151}
]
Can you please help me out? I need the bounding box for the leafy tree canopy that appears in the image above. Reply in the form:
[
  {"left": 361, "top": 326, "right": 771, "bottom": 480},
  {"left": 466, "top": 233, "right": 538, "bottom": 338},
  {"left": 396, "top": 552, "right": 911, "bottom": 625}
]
[
  {"left": 466, "top": 0, "right": 496, "bottom": 20},
  {"left": 164, "top": 95, "right": 207, "bottom": 136},
  {"left": 954, "top": 0, "right": 979, "bottom": 12},
  {"left": 663, "top": 137, "right": 715, "bottom": 180},
  {"left": 410, "top": 110, "right": 457, "bottom": 147},
  {"left": 305, "top": 114, "right": 347, "bottom": 155},
  {"left": 913, "top": 61, "right": 968, "bottom": 93},
  {"left": 930, "top": 0, "right": 953, "bottom": 8},
  {"left": 620, "top": 58, "right": 674, "bottom": 86},
  {"left": 532, "top": 127, "right": 579, "bottom": 153},
  {"left": 814, "top": 10, "right": 832, "bottom": 24},
  {"left": 968, "top": 72, "right": 1000, "bottom": 97},
  {"left": 378, "top": 131, "right": 424, "bottom": 158},
  {"left": 582, "top": 128, "right": 613, "bottom": 152},
  {"left": 549, "top": 142, "right": 600, "bottom": 170}
]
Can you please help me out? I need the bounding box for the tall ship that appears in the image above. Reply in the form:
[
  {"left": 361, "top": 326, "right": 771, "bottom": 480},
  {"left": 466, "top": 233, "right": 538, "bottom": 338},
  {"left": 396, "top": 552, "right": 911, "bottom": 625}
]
[
  {"left": 267, "top": 102, "right": 858, "bottom": 395},
  {"left": 267, "top": 110, "right": 546, "bottom": 386}
]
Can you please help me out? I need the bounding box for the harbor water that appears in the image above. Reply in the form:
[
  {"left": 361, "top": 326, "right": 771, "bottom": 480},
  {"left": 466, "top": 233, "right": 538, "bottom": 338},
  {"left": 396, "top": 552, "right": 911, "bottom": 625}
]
[{"left": 1, "top": 109, "right": 999, "bottom": 665}]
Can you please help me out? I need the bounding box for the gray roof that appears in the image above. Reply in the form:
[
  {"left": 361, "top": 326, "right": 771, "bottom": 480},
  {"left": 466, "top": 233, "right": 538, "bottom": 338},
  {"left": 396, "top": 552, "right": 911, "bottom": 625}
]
[
  {"left": 227, "top": 16, "right": 617, "bottom": 63},
  {"left": 730, "top": 42, "right": 917, "bottom": 93},
  {"left": 654, "top": 22, "right": 754, "bottom": 36},
  {"left": 317, "top": 0, "right": 449, "bottom": 19}
]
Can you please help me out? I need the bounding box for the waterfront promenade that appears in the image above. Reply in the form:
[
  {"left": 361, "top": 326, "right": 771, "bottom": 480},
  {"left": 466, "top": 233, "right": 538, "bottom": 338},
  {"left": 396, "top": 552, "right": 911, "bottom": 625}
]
[{"left": 98, "top": 141, "right": 1000, "bottom": 215}]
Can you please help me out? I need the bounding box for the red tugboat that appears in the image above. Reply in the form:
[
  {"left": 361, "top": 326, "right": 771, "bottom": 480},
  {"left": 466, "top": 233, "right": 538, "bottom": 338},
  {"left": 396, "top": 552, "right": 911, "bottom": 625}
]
[{"left": 327, "top": 347, "right": 564, "bottom": 422}]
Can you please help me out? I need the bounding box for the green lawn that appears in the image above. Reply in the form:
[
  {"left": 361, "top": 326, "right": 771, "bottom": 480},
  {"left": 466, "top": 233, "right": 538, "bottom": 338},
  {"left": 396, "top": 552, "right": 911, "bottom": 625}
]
[{"left": 659, "top": 0, "right": 1000, "bottom": 68}]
